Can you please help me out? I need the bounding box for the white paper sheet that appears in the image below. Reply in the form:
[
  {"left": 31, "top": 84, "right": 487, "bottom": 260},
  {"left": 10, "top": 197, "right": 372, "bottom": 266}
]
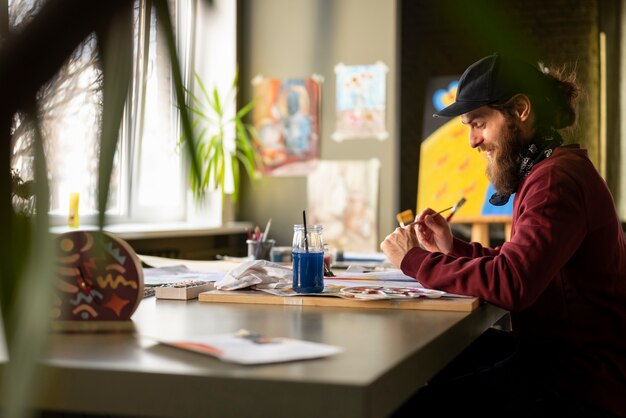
[
  {"left": 153, "top": 332, "right": 342, "bottom": 365},
  {"left": 143, "top": 265, "right": 227, "bottom": 286}
]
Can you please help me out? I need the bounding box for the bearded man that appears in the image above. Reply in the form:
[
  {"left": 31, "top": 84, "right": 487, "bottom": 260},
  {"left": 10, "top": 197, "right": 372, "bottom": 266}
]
[{"left": 382, "top": 54, "right": 626, "bottom": 418}]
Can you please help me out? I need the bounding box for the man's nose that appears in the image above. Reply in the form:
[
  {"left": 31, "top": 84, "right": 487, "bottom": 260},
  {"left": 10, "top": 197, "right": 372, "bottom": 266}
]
[{"left": 469, "top": 129, "right": 483, "bottom": 149}]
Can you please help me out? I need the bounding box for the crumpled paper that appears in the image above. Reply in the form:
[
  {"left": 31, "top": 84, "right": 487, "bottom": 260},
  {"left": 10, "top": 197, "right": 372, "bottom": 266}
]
[{"left": 214, "top": 260, "right": 293, "bottom": 290}]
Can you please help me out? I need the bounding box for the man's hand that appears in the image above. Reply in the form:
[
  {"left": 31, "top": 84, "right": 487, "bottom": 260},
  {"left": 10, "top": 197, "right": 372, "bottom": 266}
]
[
  {"left": 414, "top": 208, "right": 453, "bottom": 254},
  {"left": 380, "top": 225, "right": 422, "bottom": 268}
]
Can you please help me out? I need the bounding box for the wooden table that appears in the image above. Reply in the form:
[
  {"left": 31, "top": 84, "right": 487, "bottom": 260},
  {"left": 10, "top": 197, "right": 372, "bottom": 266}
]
[{"left": 5, "top": 296, "right": 506, "bottom": 418}]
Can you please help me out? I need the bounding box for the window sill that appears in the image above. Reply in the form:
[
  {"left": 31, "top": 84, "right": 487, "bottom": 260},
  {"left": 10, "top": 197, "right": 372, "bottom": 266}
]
[{"left": 50, "top": 221, "right": 253, "bottom": 241}]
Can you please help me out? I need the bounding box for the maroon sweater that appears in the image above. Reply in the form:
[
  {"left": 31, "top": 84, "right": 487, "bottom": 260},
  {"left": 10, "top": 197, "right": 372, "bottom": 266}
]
[{"left": 401, "top": 146, "right": 626, "bottom": 415}]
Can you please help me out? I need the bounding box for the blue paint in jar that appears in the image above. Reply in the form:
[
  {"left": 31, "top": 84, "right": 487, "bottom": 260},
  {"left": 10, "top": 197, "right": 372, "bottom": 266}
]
[{"left": 292, "top": 251, "right": 324, "bottom": 293}]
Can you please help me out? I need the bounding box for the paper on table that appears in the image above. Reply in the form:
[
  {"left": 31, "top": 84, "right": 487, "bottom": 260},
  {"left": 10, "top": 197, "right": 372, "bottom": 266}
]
[
  {"left": 259, "top": 285, "right": 346, "bottom": 297},
  {"left": 154, "top": 332, "right": 342, "bottom": 365},
  {"left": 339, "top": 251, "right": 388, "bottom": 262},
  {"left": 331, "top": 268, "right": 471, "bottom": 298},
  {"left": 214, "top": 259, "right": 292, "bottom": 290},
  {"left": 143, "top": 265, "right": 227, "bottom": 286},
  {"left": 325, "top": 280, "right": 448, "bottom": 299},
  {"left": 326, "top": 279, "right": 424, "bottom": 288},
  {"left": 334, "top": 267, "right": 416, "bottom": 282},
  {"left": 139, "top": 254, "right": 240, "bottom": 272},
  {"left": 258, "top": 281, "right": 468, "bottom": 299}
]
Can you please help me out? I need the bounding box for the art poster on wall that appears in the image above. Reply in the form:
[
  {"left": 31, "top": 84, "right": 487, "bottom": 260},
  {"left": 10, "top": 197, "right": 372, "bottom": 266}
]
[
  {"left": 307, "top": 159, "right": 380, "bottom": 253},
  {"left": 251, "top": 75, "right": 323, "bottom": 176},
  {"left": 417, "top": 76, "right": 514, "bottom": 219},
  {"left": 331, "top": 61, "right": 388, "bottom": 142}
]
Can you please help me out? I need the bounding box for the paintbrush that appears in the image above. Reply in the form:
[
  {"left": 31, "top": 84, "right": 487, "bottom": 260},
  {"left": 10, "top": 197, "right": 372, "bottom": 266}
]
[
  {"left": 254, "top": 218, "right": 272, "bottom": 259},
  {"left": 396, "top": 207, "right": 450, "bottom": 227},
  {"left": 445, "top": 197, "right": 466, "bottom": 222},
  {"left": 260, "top": 218, "right": 272, "bottom": 242},
  {"left": 395, "top": 197, "right": 466, "bottom": 227}
]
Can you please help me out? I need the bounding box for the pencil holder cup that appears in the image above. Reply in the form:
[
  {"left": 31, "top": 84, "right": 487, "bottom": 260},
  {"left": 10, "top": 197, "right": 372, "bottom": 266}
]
[{"left": 247, "top": 239, "right": 275, "bottom": 261}]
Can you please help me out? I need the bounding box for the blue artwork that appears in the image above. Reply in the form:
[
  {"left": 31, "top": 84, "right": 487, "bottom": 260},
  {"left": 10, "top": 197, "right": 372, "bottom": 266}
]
[
  {"left": 281, "top": 80, "right": 312, "bottom": 155},
  {"left": 332, "top": 62, "right": 388, "bottom": 141},
  {"left": 252, "top": 76, "right": 322, "bottom": 176},
  {"left": 481, "top": 183, "right": 515, "bottom": 215}
]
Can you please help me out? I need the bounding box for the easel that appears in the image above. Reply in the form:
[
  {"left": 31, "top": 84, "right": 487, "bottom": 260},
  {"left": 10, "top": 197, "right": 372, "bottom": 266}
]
[{"left": 451, "top": 215, "right": 512, "bottom": 247}]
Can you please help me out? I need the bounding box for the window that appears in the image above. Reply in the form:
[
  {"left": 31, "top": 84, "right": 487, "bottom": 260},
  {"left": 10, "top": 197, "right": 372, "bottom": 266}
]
[
  {"left": 10, "top": 0, "right": 108, "bottom": 218},
  {"left": 8, "top": 0, "right": 211, "bottom": 225},
  {"left": 126, "top": 0, "right": 194, "bottom": 222}
]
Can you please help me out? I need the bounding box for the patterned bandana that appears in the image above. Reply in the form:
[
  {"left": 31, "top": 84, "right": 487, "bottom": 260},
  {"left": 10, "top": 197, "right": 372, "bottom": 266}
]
[{"left": 489, "top": 128, "right": 564, "bottom": 206}]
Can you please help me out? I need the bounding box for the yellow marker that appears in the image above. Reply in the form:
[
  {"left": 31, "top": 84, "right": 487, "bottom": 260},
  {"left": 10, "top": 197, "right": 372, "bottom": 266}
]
[{"left": 68, "top": 192, "right": 80, "bottom": 228}]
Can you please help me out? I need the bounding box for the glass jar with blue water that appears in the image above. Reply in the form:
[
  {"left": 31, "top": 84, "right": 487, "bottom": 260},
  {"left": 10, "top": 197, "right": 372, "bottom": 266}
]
[{"left": 292, "top": 224, "right": 324, "bottom": 293}]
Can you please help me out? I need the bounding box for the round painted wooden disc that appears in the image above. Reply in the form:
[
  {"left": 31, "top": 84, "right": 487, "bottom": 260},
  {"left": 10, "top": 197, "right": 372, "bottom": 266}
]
[{"left": 53, "top": 230, "right": 144, "bottom": 321}]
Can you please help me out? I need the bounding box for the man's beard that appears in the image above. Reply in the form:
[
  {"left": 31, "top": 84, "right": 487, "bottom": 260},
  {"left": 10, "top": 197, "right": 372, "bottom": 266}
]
[{"left": 486, "top": 120, "right": 526, "bottom": 195}]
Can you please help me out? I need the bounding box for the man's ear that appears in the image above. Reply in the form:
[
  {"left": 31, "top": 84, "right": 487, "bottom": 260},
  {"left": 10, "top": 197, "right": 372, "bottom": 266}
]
[{"left": 512, "top": 94, "right": 532, "bottom": 122}]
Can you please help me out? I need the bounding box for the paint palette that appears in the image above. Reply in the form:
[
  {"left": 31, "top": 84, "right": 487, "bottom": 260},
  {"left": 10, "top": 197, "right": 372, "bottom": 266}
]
[
  {"left": 339, "top": 286, "right": 445, "bottom": 300},
  {"left": 53, "top": 230, "right": 144, "bottom": 323}
]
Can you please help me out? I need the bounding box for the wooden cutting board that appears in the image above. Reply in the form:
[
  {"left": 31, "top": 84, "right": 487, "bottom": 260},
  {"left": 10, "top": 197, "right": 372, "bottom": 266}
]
[{"left": 198, "top": 289, "right": 479, "bottom": 312}]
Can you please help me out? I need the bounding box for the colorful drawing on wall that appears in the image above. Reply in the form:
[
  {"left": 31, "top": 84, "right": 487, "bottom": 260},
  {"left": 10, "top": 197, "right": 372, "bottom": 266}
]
[
  {"left": 251, "top": 75, "right": 323, "bottom": 176},
  {"left": 307, "top": 159, "right": 380, "bottom": 252},
  {"left": 417, "top": 76, "right": 514, "bottom": 219},
  {"left": 332, "top": 61, "right": 388, "bottom": 141}
]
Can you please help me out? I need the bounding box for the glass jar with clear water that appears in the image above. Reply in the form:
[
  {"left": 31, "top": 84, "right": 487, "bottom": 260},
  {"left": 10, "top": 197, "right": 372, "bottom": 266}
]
[{"left": 292, "top": 224, "right": 324, "bottom": 293}]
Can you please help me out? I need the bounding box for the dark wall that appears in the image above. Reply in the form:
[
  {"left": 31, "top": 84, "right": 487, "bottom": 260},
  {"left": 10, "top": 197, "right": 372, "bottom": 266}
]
[{"left": 398, "top": 0, "right": 619, "bottom": 212}]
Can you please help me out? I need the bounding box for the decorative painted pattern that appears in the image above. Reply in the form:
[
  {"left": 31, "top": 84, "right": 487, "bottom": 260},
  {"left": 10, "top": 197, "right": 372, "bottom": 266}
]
[{"left": 54, "top": 231, "right": 143, "bottom": 321}]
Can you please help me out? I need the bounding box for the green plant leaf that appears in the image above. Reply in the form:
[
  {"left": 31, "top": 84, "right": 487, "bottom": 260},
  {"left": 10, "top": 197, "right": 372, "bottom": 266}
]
[
  {"left": 232, "top": 67, "right": 239, "bottom": 88},
  {"left": 183, "top": 68, "right": 261, "bottom": 205},
  {"left": 231, "top": 154, "right": 240, "bottom": 203},
  {"left": 206, "top": 132, "right": 220, "bottom": 153},
  {"left": 196, "top": 127, "right": 208, "bottom": 153},
  {"left": 188, "top": 105, "right": 210, "bottom": 121},
  {"left": 2, "top": 105, "right": 56, "bottom": 418},
  {"left": 239, "top": 146, "right": 257, "bottom": 177},
  {"left": 207, "top": 139, "right": 220, "bottom": 189},
  {"left": 236, "top": 98, "right": 256, "bottom": 119},
  {"left": 195, "top": 71, "right": 215, "bottom": 110},
  {"left": 155, "top": 0, "right": 202, "bottom": 194},
  {"left": 212, "top": 86, "right": 222, "bottom": 117},
  {"left": 185, "top": 87, "right": 204, "bottom": 108},
  {"left": 235, "top": 119, "right": 258, "bottom": 171},
  {"left": 236, "top": 150, "right": 254, "bottom": 174},
  {"left": 96, "top": 2, "right": 133, "bottom": 229},
  {"left": 178, "top": 119, "right": 200, "bottom": 148}
]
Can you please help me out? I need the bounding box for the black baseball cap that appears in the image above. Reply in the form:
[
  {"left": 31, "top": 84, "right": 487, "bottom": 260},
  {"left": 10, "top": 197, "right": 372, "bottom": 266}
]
[{"left": 434, "top": 53, "right": 546, "bottom": 118}]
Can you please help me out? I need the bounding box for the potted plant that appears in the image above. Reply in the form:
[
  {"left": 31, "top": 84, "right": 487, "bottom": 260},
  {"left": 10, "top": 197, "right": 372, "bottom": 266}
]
[{"left": 182, "top": 70, "right": 259, "bottom": 218}]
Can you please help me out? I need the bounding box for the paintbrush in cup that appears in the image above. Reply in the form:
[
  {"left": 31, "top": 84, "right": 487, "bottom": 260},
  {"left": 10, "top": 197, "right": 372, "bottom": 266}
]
[{"left": 254, "top": 218, "right": 273, "bottom": 259}]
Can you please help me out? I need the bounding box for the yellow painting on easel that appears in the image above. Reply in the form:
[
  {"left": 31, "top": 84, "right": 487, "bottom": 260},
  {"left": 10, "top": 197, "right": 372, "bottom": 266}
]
[{"left": 417, "top": 117, "right": 488, "bottom": 218}]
